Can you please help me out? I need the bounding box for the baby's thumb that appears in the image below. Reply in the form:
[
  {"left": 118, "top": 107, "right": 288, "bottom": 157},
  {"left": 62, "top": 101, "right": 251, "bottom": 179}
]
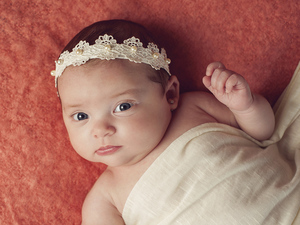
[{"left": 202, "top": 76, "right": 213, "bottom": 92}]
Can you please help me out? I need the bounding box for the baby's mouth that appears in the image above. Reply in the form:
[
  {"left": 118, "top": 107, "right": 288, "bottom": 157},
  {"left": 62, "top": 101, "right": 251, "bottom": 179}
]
[{"left": 95, "top": 145, "right": 121, "bottom": 156}]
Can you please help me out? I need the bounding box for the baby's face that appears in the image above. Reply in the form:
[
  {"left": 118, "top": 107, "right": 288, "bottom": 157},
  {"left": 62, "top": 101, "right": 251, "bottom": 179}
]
[{"left": 58, "top": 60, "right": 173, "bottom": 167}]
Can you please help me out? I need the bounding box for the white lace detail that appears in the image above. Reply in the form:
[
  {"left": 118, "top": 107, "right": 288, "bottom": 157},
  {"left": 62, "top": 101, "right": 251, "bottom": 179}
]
[{"left": 51, "top": 34, "right": 171, "bottom": 86}]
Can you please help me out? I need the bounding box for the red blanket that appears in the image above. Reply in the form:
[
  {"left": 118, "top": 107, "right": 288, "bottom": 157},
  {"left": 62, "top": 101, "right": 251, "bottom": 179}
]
[{"left": 1, "top": 0, "right": 299, "bottom": 224}]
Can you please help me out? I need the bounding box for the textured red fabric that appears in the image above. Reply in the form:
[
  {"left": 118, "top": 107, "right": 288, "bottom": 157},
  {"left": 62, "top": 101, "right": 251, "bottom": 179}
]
[{"left": 1, "top": 0, "right": 299, "bottom": 224}]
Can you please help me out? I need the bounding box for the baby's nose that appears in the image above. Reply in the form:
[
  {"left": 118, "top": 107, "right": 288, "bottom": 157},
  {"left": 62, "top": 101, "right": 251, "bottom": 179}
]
[{"left": 92, "top": 119, "right": 116, "bottom": 138}]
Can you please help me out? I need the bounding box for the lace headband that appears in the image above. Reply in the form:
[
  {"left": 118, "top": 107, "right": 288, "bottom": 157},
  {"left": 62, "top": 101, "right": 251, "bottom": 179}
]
[{"left": 51, "top": 34, "right": 171, "bottom": 86}]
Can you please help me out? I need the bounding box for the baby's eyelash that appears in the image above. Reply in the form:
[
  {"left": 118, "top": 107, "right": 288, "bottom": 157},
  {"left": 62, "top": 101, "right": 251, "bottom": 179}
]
[
  {"left": 114, "top": 100, "right": 140, "bottom": 113},
  {"left": 72, "top": 112, "right": 89, "bottom": 121},
  {"left": 114, "top": 102, "right": 134, "bottom": 113}
]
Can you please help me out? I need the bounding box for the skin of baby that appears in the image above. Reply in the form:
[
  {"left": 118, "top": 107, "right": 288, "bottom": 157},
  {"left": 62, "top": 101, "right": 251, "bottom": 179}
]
[{"left": 58, "top": 60, "right": 275, "bottom": 224}]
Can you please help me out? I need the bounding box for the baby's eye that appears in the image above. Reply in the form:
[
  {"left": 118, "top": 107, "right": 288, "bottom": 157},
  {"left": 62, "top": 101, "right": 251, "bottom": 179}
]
[
  {"left": 114, "top": 103, "right": 133, "bottom": 113},
  {"left": 73, "top": 112, "right": 89, "bottom": 121}
]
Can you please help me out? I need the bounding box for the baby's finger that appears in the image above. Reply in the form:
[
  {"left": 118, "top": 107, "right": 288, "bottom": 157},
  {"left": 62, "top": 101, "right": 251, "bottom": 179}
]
[
  {"left": 211, "top": 69, "right": 234, "bottom": 94},
  {"left": 216, "top": 70, "right": 233, "bottom": 93},
  {"left": 206, "top": 62, "right": 226, "bottom": 76},
  {"left": 202, "top": 75, "right": 212, "bottom": 90},
  {"left": 225, "top": 74, "right": 239, "bottom": 93},
  {"left": 210, "top": 68, "right": 222, "bottom": 89}
]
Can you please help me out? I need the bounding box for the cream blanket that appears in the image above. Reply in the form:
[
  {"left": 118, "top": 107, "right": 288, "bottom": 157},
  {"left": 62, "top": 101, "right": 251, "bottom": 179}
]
[{"left": 122, "top": 62, "right": 300, "bottom": 225}]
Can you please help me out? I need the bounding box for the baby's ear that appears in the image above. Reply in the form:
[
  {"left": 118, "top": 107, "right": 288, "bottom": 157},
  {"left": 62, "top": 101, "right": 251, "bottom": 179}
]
[{"left": 165, "top": 75, "right": 180, "bottom": 111}]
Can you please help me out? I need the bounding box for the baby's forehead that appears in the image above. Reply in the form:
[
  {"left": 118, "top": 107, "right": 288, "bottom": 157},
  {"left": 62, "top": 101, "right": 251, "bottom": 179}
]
[
  {"left": 58, "top": 59, "right": 156, "bottom": 88},
  {"left": 58, "top": 61, "right": 160, "bottom": 102}
]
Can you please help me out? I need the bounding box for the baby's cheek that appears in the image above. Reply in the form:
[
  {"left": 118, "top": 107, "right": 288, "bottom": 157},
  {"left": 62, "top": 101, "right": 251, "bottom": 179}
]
[{"left": 68, "top": 132, "right": 85, "bottom": 152}]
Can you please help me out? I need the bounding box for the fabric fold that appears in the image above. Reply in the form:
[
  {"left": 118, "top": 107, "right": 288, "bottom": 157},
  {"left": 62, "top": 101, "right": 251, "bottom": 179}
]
[{"left": 122, "top": 62, "right": 300, "bottom": 225}]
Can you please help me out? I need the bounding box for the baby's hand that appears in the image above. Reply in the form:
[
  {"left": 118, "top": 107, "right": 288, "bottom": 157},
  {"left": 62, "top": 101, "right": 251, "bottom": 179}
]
[{"left": 203, "top": 62, "right": 253, "bottom": 112}]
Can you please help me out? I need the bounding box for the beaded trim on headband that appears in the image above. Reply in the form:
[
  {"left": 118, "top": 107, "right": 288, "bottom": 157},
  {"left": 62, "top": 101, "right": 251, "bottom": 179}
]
[{"left": 51, "top": 34, "right": 171, "bottom": 86}]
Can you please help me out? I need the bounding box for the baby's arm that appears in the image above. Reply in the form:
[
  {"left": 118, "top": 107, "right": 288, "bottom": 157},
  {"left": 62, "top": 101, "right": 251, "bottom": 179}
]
[
  {"left": 81, "top": 181, "right": 125, "bottom": 225},
  {"left": 202, "top": 62, "right": 275, "bottom": 141}
]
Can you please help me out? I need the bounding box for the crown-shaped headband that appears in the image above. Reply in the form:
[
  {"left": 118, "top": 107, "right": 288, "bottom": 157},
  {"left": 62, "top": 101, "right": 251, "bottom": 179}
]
[{"left": 51, "top": 34, "right": 171, "bottom": 86}]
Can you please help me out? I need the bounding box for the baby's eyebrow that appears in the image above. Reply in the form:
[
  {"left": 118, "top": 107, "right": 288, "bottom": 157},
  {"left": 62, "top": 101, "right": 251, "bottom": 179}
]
[
  {"left": 112, "top": 88, "right": 145, "bottom": 98},
  {"left": 63, "top": 103, "right": 83, "bottom": 110}
]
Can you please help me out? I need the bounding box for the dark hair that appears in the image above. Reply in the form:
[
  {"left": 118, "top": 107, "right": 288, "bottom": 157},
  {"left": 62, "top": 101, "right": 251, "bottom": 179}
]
[{"left": 61, "top": 19, "right": 170, "bottom": 89}]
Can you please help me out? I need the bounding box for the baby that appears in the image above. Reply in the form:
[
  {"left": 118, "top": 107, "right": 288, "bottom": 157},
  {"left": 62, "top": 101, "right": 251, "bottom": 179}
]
[{"left": 51, "top": 20, "right": 275, "bottom": 224}]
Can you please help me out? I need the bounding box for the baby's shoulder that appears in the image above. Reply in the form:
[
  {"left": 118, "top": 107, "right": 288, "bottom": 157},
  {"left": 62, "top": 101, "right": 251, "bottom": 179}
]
[
  {"left": 86, "top": 168, "right": 137, "bottom": 214},
  {"left": 179, "top": 91, "right": 219, "bottom": 108},
  {"left": 165, "top": 91, "right": 219, "bottom": 139},
  {"left": 177, "top": 91, "right": 222, "bottom": 117},
  {"left": 83, "top": 170, "right": 113, "bottom": 204},
  {"left": 174, "top": 91, "right": 235, "bottom": 129},
  {"left": 81, "top": 170, "right": 124, "bottom": 223}
]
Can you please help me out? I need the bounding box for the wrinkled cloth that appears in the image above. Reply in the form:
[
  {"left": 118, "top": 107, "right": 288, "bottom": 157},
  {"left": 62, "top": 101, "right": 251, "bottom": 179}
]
[{"left": 122, "top": 63, "right": 300, "bottom": 225}]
